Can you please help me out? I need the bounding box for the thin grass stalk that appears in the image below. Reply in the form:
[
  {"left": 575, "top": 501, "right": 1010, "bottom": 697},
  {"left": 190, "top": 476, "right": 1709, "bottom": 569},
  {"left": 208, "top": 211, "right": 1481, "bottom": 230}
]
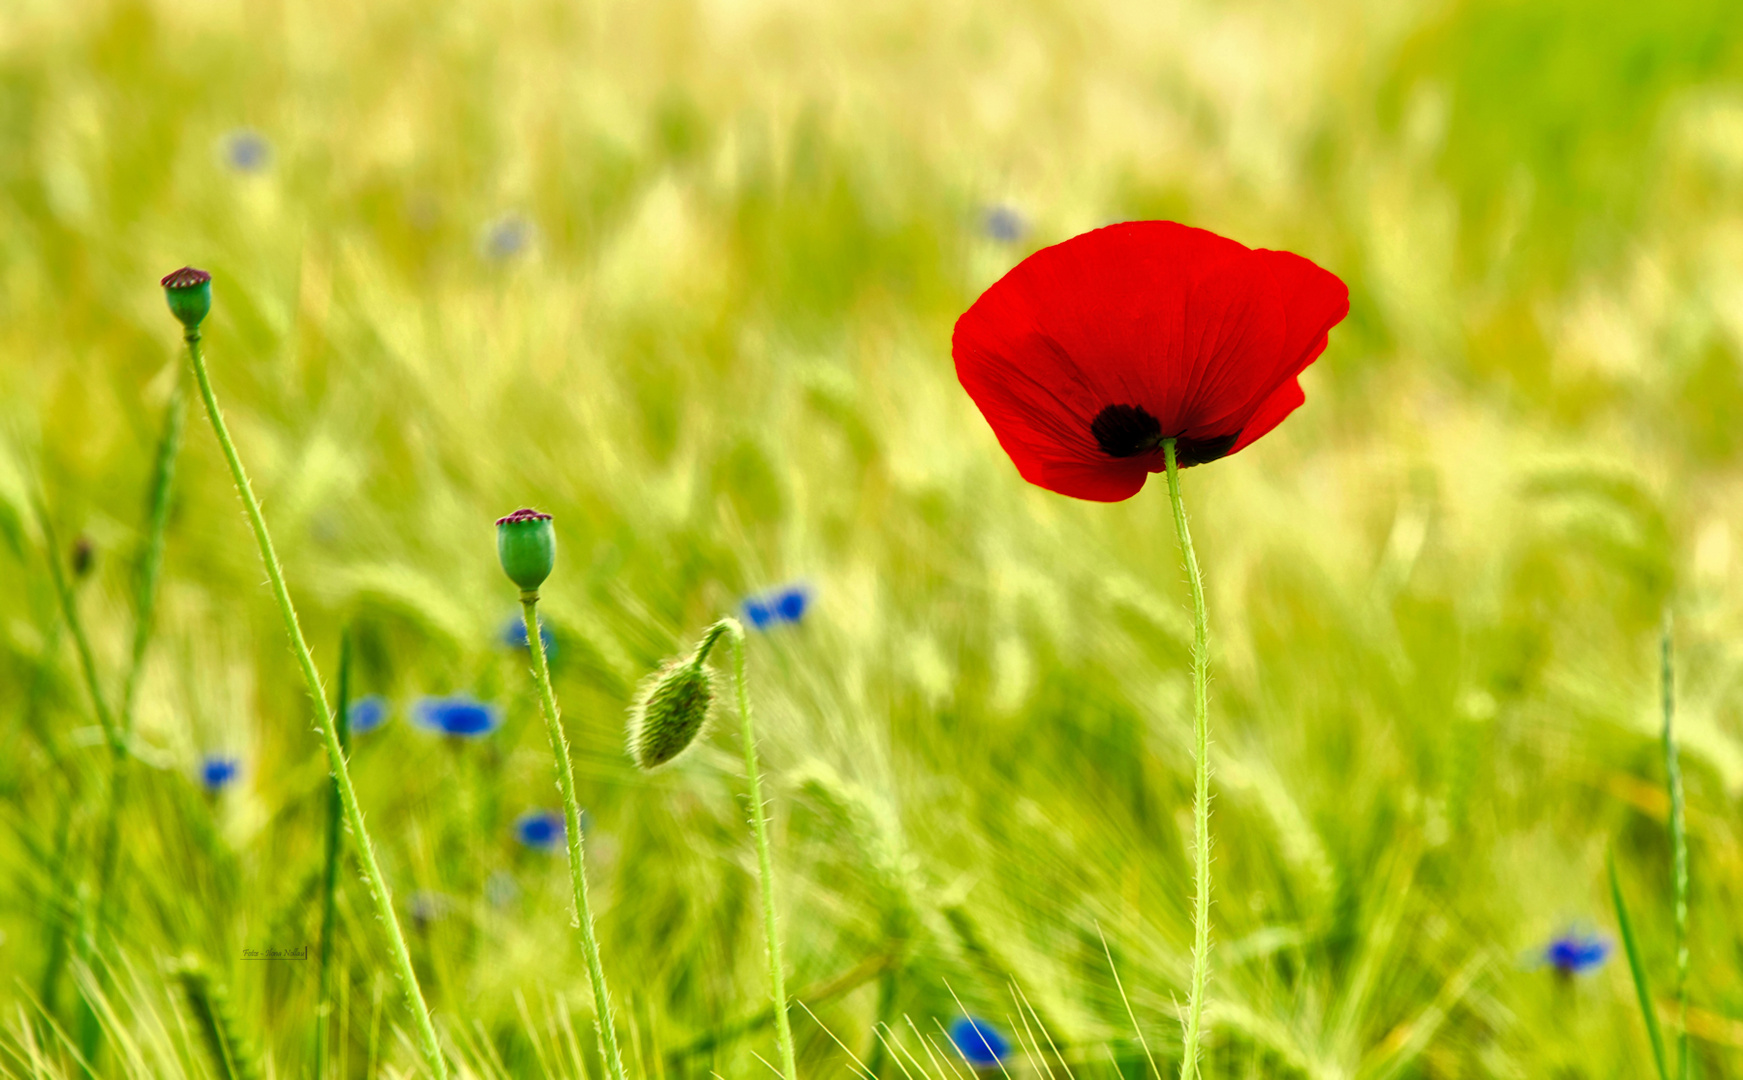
[
  {"left": 28, "top": 491, "right": 121, "bottom": 757},
  {"left": 29, "top": 491, "right": 122, "bottom": 1074},
  {"left": 38, "top": 804, "right": 75, "bottom": 1017},
  {"left": 29, "top": 614, "right": 75, "bottom": 1020},
  {"left": 316, "top": 629, "right": 355, "bottom": 1080},
  {"left": 1609, "top": 852, "right": 1670, "bottom": 1080},
  {"left": 720, "top": 617, "right": 798, "bottom": 1080},
  {"left": 91, "top": 378, "right": 190, "bottom": 952},
  {"left": 518, "top": 594, "right": 627, "bottom": 1080},
  {"left": 20, "top": 614, "right": 70, "bottom": 763},
  {"left": 174, "top": 958, "right": 262, "bottom": 1080},
  {"left": 1660, "top": 619, "right": 1690, "bottom": 1080},
  {"left": 1161, "top": 439, "right": 1212, "bottom": 1080},
  {"left": 183, "top": 325, "right": 448, "bottom": 1079}
]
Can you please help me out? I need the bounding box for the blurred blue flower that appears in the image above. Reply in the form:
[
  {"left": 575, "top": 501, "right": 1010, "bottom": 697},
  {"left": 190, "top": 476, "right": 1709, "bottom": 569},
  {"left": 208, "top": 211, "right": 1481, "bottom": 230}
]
[
  {"left": 1545, "top": 930, "right": 1610, "bottom": 975},
  {"left": 743, "top": 596, "right": 774, "bottom": 630},
  {"left": 482, "top": 214, "right": 534, "bottom": 260},
  {"left": 346, "top": 695, "right": 390, "bottom": 735},
  {"left": 981, "top": 204, "right": 1027, "bottom": 243},
  {"left": 499, "top": 614, "right": 557, "bottom": 656},
  {"left": 742, "top": 583, "right": 811, "bottom": 631},
  {"left": 948, "top": 1016, "right": 1010, "bottom": 1069},
  {"left": 773, "top": 585, "right": 809, "bottom": 622},
  {"left": 412, "top": 695, "right": 503, "bottom": 738},
  {"left": 513, "top": 809, "right": 566, "bottom": 852},
  {"left": 221, "top": 129, "right": 271, "bottom": 173},
  {"left": 199, "top": 755, "right": 241, "bottom": 793}
]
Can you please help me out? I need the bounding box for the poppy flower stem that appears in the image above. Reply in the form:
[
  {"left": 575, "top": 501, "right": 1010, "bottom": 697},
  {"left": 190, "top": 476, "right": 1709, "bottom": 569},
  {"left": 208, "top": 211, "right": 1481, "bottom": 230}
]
[
  {"left": 184, "top": 328, "right": 449, "bottom": 1080},
  {"left": 518, "top": 592, "right": 628, "bottom": 1080},
  {"left": 1162, "top": 438, "right": 1212, "bottom": 1080},
  {"left": 315, "top": 628, "right": 355, "bottom": 1080},
  {"left": 718, "top": 617, "right": 799, "bottom": 1080}
]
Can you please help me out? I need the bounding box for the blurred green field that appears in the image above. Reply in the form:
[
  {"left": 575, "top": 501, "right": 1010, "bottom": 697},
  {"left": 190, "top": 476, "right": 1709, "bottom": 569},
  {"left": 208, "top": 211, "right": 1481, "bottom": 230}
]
[{"left": 6, "top": 0, "right": 1743, "bottom": 1075}]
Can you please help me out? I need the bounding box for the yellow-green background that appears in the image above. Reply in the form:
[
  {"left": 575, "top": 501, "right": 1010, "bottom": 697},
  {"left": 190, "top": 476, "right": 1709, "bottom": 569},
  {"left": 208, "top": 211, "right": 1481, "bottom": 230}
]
[{"left": 4, "top": 0, "right": 1743, "bottom": 1075}]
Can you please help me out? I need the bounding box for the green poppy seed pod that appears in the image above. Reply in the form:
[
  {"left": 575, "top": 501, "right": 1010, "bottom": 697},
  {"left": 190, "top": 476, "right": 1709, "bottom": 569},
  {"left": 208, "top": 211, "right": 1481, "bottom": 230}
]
[
  {"left": 627, "top": 654, "right": 716, "bottom": 770},
  {"left": 496, "top": 508, "right": 555, "bottom": 592},
  {"left": 161, "top": 267, "right": 212, "bottom": 330}
]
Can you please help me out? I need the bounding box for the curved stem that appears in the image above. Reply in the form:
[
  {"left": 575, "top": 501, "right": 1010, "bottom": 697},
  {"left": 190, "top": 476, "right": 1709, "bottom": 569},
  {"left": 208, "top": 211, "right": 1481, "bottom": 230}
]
[
  {"left": 720, "top": 618, "right": 798, "bottom": 1080},
  {"left": 1163, "top": 439, "right": 1212, "bottom": 1080},
  {"left": 521, "top": 595, "right": 627, "bottom": 1080},
  {"left": 30, "top": 494, "right": 116, "bottom": 1075},
  {"left": 30, "top": 489, "right": 121, "bottom": 757},
  {"left": 186, "top": 330, "right": 448, "bottom": 1079}
]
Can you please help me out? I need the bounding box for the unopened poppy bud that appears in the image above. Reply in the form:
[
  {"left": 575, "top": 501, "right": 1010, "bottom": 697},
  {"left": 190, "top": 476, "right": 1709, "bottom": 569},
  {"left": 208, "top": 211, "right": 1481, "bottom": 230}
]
[
  {"left": 496, "top": 508, "right": 555, "bottom": 592},
  {"left": 71, "top": 535, "right": 96, "bottom": 580},
  {"left": 160, "top": 267, "right": 212, "bottom": 330},
  {"left": 627, "top": 649, "right": 717, "bottom": 771}
]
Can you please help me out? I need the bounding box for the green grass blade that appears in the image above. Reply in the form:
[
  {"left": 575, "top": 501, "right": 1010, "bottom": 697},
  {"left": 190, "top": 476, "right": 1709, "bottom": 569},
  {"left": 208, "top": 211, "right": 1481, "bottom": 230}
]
[
  {"left": 1609, "top": 851, "right": 1670, "bottom": 1080},
  {"left": 1660, "top": 619, "right": 1691, "bottom": 1080}
]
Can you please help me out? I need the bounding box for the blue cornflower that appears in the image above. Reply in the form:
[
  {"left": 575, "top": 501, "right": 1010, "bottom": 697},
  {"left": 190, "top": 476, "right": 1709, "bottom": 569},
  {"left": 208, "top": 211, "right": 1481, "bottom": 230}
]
[
  {"left": 743, "top": 596, "right": 774, "bottom": 630},
  {"left": 346, "top": 695, "right": 390, "bottom": 736},
  {"left": 221, "top": 129, "right": 271, "bottom": 173},
  {"left": 1544, "top": 931, "right": 1610, "bottom": 975},
  {"left": 199, "top": 755, "right": 241, "bottom": 793},
  {"left": 499, "top": 614, "right": 557, "bottom": 656},
  {"left": 981, "top": 204, "right": 1027, "bottom": 243},
  {"left": 482, "top": 214, "right": 533, "bottom": 260},
  {"left": 411, "top": 695, "right": 503, "bottom": 738},
  {"left": 741, "top": 584, "right": 811, "bottom": 631},
  {"left": 513, "top": 809, "right": 566, "bottom": 852},
  {"left": 948, "top": 1016, "right": 1010, "bottom": 1069}
]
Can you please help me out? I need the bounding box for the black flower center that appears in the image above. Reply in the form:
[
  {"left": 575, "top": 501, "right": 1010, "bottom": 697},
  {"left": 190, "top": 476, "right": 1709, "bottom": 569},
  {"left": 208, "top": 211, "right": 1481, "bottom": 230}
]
[
  {"left": 1090, "top": 404, "right": 1163, "bottom": 457},
  {"left": 1089, "top": 404, "right": 1240, "bottom": 467}
]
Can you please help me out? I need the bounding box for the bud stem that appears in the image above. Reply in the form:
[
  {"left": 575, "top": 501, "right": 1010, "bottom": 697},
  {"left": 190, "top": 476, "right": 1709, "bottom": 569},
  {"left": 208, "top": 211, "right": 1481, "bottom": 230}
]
[
  {"left": 519, "top": 596, "right": 628, "bottom": 1080},
  {"left": 185, "top": 332, "right": 448, "bottom": 1079},
  {"left": 717, "top": 618, "right": 798, "bottom": 1080},
  {"left": 1163, "top": 438, "right": 1213, "bottom": 1080}
]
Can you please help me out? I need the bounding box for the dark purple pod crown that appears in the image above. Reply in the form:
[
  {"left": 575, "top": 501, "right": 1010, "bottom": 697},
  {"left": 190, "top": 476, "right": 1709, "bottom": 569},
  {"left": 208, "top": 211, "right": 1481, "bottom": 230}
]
[
  {"left": 496, "top": 508, "right": 556, "bottom": 591},
  {"left": 161, "top": 266, "right": 212, "bottom": 329}
]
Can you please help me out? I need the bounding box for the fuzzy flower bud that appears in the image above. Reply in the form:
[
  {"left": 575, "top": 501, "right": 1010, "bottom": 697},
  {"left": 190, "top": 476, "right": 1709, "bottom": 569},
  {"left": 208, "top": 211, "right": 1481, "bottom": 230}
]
[
  {"left": 627, "top": 650, "right": 717, "bottom": 770},
  {"left": 496, "top": 508, "right": 555, "bottom": 592},
  {"left": 161, "top": 267, "right": 212, "bottom": 330},
  {"left": 70, "top": 534, "right": 96, "bottom": 580}
]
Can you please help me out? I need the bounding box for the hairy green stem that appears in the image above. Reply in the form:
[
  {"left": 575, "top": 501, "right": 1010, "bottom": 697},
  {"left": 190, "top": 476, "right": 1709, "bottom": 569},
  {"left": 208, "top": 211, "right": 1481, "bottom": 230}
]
[
  {"left": 1163, "top": 439, "right": 1212, "bottom": 1080},
  {"left": 719, "top": 617, "right": 798, "bottom": 1080},
  {"left": 185, "top": 328, "right": 448, "bottom": 1079},
  {"left": 520, "top": 594, "right": 627, "bottom": 1080},
  {"left": 1660, "top": 619, "right": 1689, "bottom": 1080},
  {"left": 316, "top": 630, "right": 355, "bottom": 1080}
]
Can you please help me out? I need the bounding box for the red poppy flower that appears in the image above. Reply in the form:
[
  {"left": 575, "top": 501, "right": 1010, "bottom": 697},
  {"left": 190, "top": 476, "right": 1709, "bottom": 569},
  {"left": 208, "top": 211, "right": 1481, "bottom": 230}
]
[{"left": 953, "top": 221, "right": 1349, "bottom": 502}]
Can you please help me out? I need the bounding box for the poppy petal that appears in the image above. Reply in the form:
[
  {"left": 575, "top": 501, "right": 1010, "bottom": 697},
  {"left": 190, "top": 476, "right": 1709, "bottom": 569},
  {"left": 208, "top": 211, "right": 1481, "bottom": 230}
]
[
  {"left": 1230, "top": 374, "right": 1306, "bottom": 453},
  {"left": 953, "top": 221, "right": 1348, "bottom": 500}
]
